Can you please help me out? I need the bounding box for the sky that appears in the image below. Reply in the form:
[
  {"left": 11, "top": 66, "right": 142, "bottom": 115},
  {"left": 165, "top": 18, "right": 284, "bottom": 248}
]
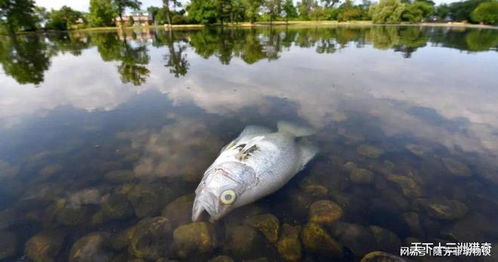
[{"left": 35, "top": 0, "right": 458, "bottom": 12}]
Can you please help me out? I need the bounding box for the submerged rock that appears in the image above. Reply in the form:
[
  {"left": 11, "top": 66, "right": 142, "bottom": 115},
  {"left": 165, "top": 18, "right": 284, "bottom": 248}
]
[
  {"left": 350, "top": 168, "right": 374, "bottom": 184},
  {"left": 224, "top": 224, "right": 269, "bottom": 258},
  {"left": 309, "top": 200, "right": 343, "bottom": 226},
  {"left": 357, "top": 145, "right": 384, "bottom": 159},
  {"left": 277, "top": 224, "right": 302, "bottom": 262},
  {"left": 129, "top": 216, "right": 173, "bottom": 260},
  {"left": 25, "top": 231, "right": 64, "bottom": 262},
  {"left": 161, "top": 194, "right": 194, "bottom": 227},
  {"left": 69, "top": 232, "right": 112, "bottom": 262},
  {"left": 0, "top": 231, "right": 17, "bottom": 260},
  {"left": 386, "top": 175, "right": 421, "bottom": 198},
  {"left": 92, "top": 193, "right": 133, "bottom": 225},
  {"left": 245, "top": 213, "right": 280, "bottom": 243},
  {"left": 299, "top": 179, "right": 329, "bottom": 198},
  {"left": 103, "top": 170, "right": 135, "bottom": 183},
  {"left": 418, "top": 199, "right": 468, "bottom": 220},
  {"left": 441, "top": 158, "right": 472, "bottom": 177},
  {"left": 173, "top": 222, "right": 216, "bottom": 258},
  {"left": 329, "top": 222, "right": 376, "bottom": 257},
  {"left": 402, "top": 212, "right": 424, "bottom": 237},
  {"left": 360, "top": 251, "right": 406, "bottom": 262},
  {"left": 50, "top": 199, "right": 92, "bottom": 226},
  {"left": 126, "top": 183, "right": 178, "bottom": 218},
  {"left": 208, "top": 255, "right": 234, "bottom": 262},
  {"left": 369, "top": 226, "right": 401, "bottom": 253},
  {"left": 301, "top": 223, "right": 343, "bottom": 258}
]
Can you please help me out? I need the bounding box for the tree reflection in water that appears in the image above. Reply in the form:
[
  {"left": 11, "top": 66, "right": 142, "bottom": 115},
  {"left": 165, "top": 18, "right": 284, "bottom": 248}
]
[{"left": 1, "top": 26, "right": 497, "bottom": 85}]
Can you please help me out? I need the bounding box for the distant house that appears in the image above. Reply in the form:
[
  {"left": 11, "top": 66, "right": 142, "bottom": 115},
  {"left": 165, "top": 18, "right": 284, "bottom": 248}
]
[{"left": 115, "top": 11, "right": 153, "bottom": 27}]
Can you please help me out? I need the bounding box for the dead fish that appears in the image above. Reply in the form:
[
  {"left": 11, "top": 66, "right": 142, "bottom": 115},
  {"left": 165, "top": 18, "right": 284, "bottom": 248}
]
[{"left": 192, "top": 121, "right": 318, "bottom": 222}]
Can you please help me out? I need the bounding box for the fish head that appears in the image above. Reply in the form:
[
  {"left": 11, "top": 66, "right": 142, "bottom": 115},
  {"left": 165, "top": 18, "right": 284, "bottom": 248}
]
[{"left": 192, "top": 161, "right": 256, "bottom": 222}]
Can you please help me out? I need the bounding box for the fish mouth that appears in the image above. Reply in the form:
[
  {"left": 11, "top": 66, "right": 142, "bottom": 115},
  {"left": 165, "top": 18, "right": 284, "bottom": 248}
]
[{"left": 192, "top": 193, "right": 229, "bottom": 222}]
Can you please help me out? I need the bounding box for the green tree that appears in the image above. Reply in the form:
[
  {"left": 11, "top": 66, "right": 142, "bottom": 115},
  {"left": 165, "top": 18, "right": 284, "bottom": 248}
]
[
  {"left": 0, "top": 0, "right": 38, "bottom": 32},
  {"left": 264, "top": 0, "right": 284, "bottom": 24},
  {"left": 34, "top": 6, "right": 49, "bottom": 29},
  {"left": 434, "top": 3, "right": 450, "bottom": 21},
  {"left": 337, "top": 0, "right": 364, "bottom": 21},
  {"left": 162, "top": 0, "right": 181, "bottom": 26},
  {"left": 89, "top": 0, "right": 117, "bottom": 27},
  {"left": 282, "top": 0, "right": 298, "bottom": 21},
  {"left": 187, "top": 0, "right": 218, "bottom": 24},
  {"left": 114, "top": 0, "right": 142, "bottom": 26},
  {"left": 448, "top": 0, "right": 488, "bottom": 22},
  {"left": 471, "top": 1, "right": 498, "bottom": 25},
  {"left": 402, "top": 1, "right": 434, "bottom": 22},
  {"left": 369, "top": 0, "right": 406, "bottom": 23},
  {"left": 46, "top": 6, "right": 84, "bottom": 30},
  {"left": 242, "top": 0, "right": 263, "bottom": 23},
  {"left": 297, "top": 0, "right": 317, "bottom": 20}
]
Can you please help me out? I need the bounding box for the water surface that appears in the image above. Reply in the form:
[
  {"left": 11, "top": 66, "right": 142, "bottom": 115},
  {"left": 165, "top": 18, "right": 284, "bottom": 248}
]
[{"left": 1, "top": 26, "right": 498, "bottom": 261}]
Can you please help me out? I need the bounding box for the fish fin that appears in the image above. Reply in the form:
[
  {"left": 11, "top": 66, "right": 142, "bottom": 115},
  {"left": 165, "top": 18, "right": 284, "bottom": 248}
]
[
  {"left": 277, "top": 121, "right": 315, "bottom": 137},
  {"left": 297, "top": 139, "right": 319, "bottom": 170},
  {"left": 239, "top": 125, "right": 272, "bottom": 137}
]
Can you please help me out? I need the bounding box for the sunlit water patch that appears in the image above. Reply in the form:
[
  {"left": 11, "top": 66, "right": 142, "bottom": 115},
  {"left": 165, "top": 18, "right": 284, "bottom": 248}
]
[{"left": 0, "top": 26, "right": 497, "bottom": 261}]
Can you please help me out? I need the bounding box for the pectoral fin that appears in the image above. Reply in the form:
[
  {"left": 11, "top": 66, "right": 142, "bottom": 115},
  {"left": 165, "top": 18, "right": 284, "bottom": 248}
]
[{"left": 297, "top": 139, "right": 319, "bottom": 170}]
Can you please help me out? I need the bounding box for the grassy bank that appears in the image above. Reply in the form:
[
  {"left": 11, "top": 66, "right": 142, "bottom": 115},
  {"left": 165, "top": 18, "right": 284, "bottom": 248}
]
[{"left": 67, "top": 20, "right": 498, "bottom": 33}]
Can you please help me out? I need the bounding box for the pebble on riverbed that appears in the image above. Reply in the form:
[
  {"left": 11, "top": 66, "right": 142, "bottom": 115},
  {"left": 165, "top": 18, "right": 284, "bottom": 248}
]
[
  {"left": 301, "top": 223, "right": 343, "bottom": 258},
  {"left": 309, "top": 200, "right": 344, "bottom": 226},
  {"left": 173, "top": 222, "right": 216, "bottom": 258},
  {"left": 69, "top": 232, "right": 112, "bottom": 262},
  {"left": 276, "top": 224, "right": 302, "bottom": 262},
  {"left": 25, "top": 231, "right": 64, "bottom": 262},
  {"left": 162, "top": 194, "right": 195, "bottom": 228},
  {"left": 128, "top": 216, "right": 173, "bottom": 260},
  {"left": 244, "top": 213, "right": 280, "bottom": 243},
  {"left": 350, "top": 168, "right": 374, "bottom": 184}
]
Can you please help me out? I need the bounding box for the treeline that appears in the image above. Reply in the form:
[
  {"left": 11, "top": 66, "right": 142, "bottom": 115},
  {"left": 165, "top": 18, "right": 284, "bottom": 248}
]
[{"left": 1, "top": 0, "right": 498, "bottom": 33}]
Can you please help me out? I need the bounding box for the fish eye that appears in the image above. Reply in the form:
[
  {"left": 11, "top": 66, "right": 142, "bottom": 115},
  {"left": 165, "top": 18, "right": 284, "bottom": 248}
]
[{"left": 220, "top": 189, "right": 237, "bottom": 205}]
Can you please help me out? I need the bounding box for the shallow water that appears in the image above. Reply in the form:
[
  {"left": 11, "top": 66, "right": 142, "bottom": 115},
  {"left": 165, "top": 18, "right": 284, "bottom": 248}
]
[{"left": 0, "top": 26, "right": 498, "bottom": 261}]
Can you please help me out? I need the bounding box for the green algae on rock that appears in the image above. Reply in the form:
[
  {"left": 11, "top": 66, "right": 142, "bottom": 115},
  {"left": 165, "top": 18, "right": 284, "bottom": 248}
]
[
  {"left": 309, "top": 200, "right": 344, "bottom": 225},
  {"left": 360, "top": 251, "right": 406, "bottom": 262},
  {"left": 350, "top": 168, "right": 374, "bottom": 184},
  {"left": 128, "top": 216, "right": 173, "bottom": 260},
  {"left": 208, "top": 255, "right": 235, "bottom": 262},
  {"left": 245, "top": 213, "right": 280, "bottom": 243},
  {"left": 357, "top": 145, "right": 384, "bottom": 159},
  {"left": 441, "top": 158, "right": 472, "bottom": 177},
  {"left": 92, "top": 192, "right": 133, "bottom": 225},
  {"left": 69, "top": 232, "right": 112, "bottom": 262},
  {"left": 162, "top": 194, "right": 195, "bottom": 227},
  {"left": 329, "top": 222, "right": 376, "bottom": 257},
  {"left": 301, "top": 223, "right": 343, "bottom": 258},
  {"left": 386, "top": 175, "right": 421, "bottom": 198},
  {"left": 103, "top": 169, "right": 136, "bottom": 183},
  {"left": 224, "top": 224, "right": 270, "bottom": 258},
  {"left": 277, "top": 224, "right": 302, "bottom": 262},
  {"left": 25, "top": 231, "right": 64, "bottom": 262},
  {"left": 417, "top": 198, "right": 469, "bottom": 220},
  {"left": 173, "top": 222, "right": 216, "bottom": 258}
]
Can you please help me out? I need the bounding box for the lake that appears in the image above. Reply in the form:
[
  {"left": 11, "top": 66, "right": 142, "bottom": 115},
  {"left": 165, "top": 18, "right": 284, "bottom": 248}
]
[{"left": 0, "top": 25, "right": 497, "bottom": 262}]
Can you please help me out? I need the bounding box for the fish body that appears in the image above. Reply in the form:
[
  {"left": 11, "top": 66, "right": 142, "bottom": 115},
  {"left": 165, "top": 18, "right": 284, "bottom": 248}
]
[{"left": 192, "top": 122, "right": 318, "bottom": 222}]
